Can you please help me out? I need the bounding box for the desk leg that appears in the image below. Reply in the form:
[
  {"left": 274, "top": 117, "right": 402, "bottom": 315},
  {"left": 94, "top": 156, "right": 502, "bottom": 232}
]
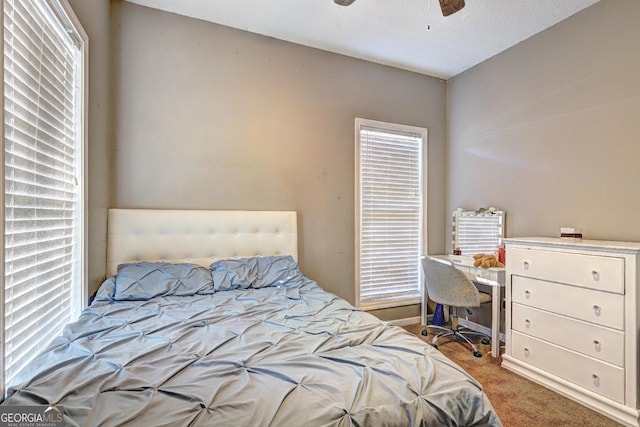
[{"left": 491, "top": 286, "right": 500, "bottom": 358}]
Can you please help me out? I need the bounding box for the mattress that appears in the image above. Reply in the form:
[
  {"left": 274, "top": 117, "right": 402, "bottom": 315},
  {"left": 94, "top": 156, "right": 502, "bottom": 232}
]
[{"left": 2, "top": 257, "right": 502, "bottom": 426}]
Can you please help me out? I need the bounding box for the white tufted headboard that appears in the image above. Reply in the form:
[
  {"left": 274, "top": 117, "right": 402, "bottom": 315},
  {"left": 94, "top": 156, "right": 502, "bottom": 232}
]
[{"left": 106, "top": 209, "right": 298, "bottom": 276}]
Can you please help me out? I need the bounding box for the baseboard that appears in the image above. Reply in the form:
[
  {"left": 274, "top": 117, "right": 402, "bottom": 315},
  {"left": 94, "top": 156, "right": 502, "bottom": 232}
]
[
  {"left": 390, "top": 316, "right": 422, "bottom": 327},
  {"left": 459, "top": 318, "right": 505, "bottom": 342}
]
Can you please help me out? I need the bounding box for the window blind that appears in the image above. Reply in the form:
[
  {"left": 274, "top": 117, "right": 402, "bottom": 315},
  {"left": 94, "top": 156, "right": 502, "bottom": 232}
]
[
  {"left": 356, "top": 120, "right": 425, "bottom": 309},
  {"left": 3, "top": 0, "right": 84, "bottom": 387}
]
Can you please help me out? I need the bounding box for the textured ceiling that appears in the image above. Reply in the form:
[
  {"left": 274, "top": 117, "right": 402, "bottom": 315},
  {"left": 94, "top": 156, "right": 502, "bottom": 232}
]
[{"left": 124, "top": 0, "right": 599, "bottom": 79}]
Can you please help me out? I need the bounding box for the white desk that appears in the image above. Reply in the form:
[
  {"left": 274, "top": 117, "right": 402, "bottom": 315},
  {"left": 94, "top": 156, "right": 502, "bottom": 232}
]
[{"left": 425, "top": 255, "right": 506, "bottom": 358}]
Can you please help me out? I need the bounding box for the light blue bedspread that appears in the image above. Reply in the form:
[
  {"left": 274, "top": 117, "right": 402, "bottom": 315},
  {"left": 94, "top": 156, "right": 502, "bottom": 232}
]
[{"left": 2, "top": 259, "right": 501, "bottom": 426}]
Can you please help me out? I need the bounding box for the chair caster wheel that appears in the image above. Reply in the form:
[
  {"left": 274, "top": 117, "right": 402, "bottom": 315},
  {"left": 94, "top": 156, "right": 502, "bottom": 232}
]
[
  {"left": 473, "top": 350, "right": 482, "bottom": 358},
  {"left": 421, "top": 329, "right": 428, "bottom": 336},
  {"left": 481, "top": 338, "right": 490, "bottom": 345},
  {"left": 431, "top": 343, "right": 438, "bottom": 349}
]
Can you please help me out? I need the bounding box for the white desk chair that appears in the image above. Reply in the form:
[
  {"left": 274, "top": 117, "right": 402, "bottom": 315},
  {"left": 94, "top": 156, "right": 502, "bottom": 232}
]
[{"left": 421, "top": 256, "right": 492, "bottom": 357}]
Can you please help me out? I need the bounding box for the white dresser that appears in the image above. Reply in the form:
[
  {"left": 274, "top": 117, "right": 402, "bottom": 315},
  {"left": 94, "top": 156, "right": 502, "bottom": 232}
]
[{"left": 502, "top": 237, "right": 640, "bottom": 427}]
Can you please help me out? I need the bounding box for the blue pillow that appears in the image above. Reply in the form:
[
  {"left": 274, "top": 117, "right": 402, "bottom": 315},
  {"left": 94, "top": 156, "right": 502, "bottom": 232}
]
[
  {"left": 113, "top": 262, "right": 214, "bottom": 300},
  {"left": 92, "top": 276, "right": 116, "bottom": 302},
  {"left": 211, "top": 255, "right": 302, "bottom": 291}
]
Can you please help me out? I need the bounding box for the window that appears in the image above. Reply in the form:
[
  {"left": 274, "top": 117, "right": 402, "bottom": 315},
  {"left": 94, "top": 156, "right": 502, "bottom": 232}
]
[
  {"left": 355, "top": 118, "right": 426, "bottom": 310},
  {"left": 1, "top": 0, "right": 86, "bottom": 395}
]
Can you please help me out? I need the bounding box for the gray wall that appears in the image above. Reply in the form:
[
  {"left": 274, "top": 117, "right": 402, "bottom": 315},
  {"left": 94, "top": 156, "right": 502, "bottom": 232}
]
[
  {"left": 447, "top": 0, "right": 640, "bottom": 247},
  {"left": 111, "top": 1, "right": 447, "bottom": 318},
  {"left": 82, "top": 0, "right": 639, "bottom": 320},
  {"left": 67, "top": 0, "right": 112, "bottom": 296}
]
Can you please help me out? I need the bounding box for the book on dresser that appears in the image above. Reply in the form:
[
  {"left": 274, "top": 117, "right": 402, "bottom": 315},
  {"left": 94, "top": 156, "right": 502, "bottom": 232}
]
[{"left": 502, "top": 237, "right": 640, "bottom": 427}]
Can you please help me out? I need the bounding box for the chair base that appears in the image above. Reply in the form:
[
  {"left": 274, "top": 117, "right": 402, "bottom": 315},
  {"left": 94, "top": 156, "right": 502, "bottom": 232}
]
[{"left": 421, "top": 321, "right": 490, "bottom": 358}]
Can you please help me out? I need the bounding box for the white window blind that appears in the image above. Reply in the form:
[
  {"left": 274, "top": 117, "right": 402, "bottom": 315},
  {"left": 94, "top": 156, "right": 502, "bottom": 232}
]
[
  {"left": 3, "top": 0, "right": 85, "bottom": 389},
  {"left": 356, "top": 119, "right": 426, "bottom": 310}
]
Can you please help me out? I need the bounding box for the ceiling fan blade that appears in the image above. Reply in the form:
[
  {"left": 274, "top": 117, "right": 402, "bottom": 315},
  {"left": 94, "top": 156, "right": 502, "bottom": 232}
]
[
  {"left": 334, "top": 0, "right": 356, "bottom": 5},
  {"left": 439, "top": 0, "right": 465, "bottom": 16}
]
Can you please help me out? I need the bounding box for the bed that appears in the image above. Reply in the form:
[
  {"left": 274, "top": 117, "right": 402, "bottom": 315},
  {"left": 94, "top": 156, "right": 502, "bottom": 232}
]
[{"left": 1, "top": 209, "right": 502, "bottom": 426}]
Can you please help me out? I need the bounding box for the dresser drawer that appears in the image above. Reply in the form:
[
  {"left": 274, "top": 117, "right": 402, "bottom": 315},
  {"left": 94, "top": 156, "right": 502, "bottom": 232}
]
[
  {"left": 512, "top": 303, "right": 624, "bottom": 366},
  {"left": 511, "top": 331, "right": 624, "bottom": 403},
  {"left": 509, "top": 247, "right": 624, "bottom": 294},
  {"left": 512, "top": 276, "right": 624, "bottom": 330}
]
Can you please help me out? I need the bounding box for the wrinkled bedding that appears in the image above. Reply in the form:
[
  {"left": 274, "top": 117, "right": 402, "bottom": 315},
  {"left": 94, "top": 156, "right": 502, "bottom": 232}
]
[{"left": 2, "top": 258, "right": 501, "bottom": 426}]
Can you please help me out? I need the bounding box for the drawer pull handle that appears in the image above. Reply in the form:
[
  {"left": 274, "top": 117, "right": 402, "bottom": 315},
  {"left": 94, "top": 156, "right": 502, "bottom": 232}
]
[
  {"left": 593, "top": 340, "right": 601, "bottom": 350},
  {"left": 524, "top": 319, "right": 531, "bottom": 328},
  {"left": 524, "top": 290, "right": 531, "bottom": 299},
  {"left": 592, "top": 374, "right": 600, "bottom": 386},
  {"left": 592, "top": 270, "right": 600, "bottom": 281},
  {"left": 593, "top": 305, "right": 601, "bottom": 315},
  {"left": 523, "top": 261, "right": 529, "bottom": 270},
  {"left": 523, "top": 347, "right": 530, "bottom": 357}
]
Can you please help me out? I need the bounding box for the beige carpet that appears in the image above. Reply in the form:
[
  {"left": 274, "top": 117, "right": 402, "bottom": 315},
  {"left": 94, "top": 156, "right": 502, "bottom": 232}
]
[{"left": 403, "top": 324, "right": 623, "bottom": 427}]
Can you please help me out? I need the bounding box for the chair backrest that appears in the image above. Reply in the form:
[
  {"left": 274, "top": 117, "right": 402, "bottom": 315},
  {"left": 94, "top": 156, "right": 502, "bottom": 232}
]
[{"left": 422, "top": 256, "right": 481, "bottom": 308}]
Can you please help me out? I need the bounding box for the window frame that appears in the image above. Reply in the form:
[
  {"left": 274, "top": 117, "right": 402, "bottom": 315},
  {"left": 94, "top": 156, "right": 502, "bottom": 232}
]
[
  {"left": 0, "top": 0, "right": 88, "bottom": 398},
  {"left": 355, "top": 118, "right": 428, "bottom": 311}
]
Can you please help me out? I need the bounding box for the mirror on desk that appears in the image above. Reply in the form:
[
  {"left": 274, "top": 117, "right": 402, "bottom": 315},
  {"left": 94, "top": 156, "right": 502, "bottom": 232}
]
[{"left": 452, "top": 207, "right": 505, "bottom": 259}]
